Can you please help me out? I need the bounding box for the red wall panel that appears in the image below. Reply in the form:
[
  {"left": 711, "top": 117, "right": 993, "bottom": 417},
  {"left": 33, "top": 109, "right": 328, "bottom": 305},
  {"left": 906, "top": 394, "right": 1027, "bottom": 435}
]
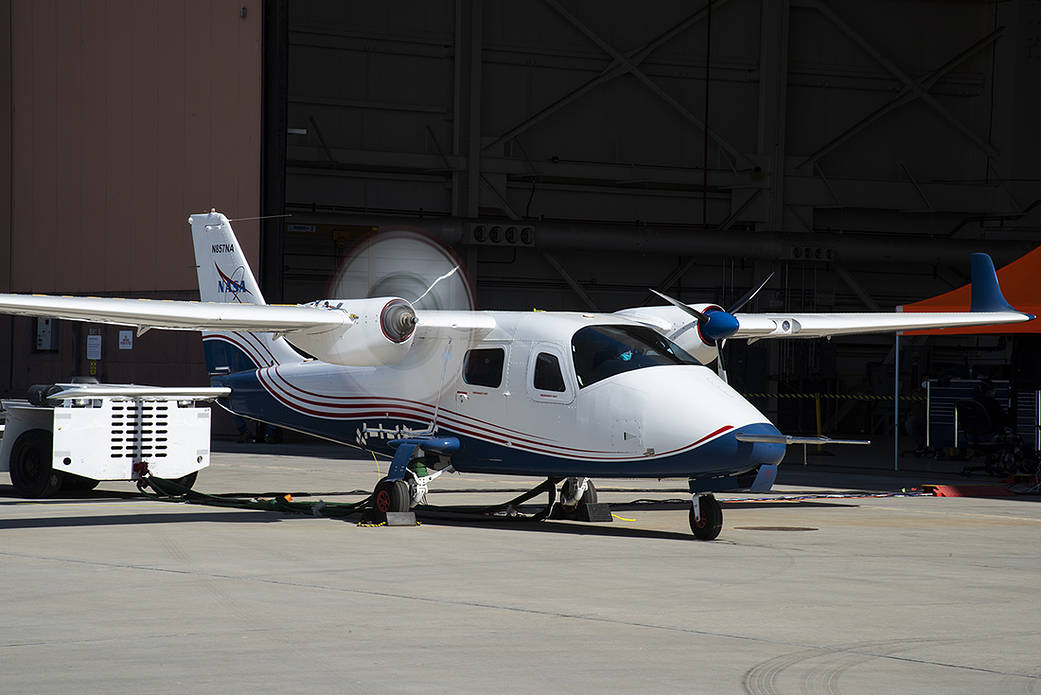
[{"left": 2, "top": 0, "right": 263, "bottom": 401}]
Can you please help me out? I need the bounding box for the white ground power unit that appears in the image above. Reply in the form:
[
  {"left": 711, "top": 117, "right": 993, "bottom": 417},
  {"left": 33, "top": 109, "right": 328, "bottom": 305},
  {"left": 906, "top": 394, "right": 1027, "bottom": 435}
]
[{"left": 0, "top": 383, "right": 230, "bottom": 497}]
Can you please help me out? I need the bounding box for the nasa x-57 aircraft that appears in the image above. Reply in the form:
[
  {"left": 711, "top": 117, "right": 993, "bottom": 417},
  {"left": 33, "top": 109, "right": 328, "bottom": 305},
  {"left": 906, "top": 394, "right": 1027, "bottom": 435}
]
[{"left": 0, "top": 211, "right": 1031, "bottom": 538}]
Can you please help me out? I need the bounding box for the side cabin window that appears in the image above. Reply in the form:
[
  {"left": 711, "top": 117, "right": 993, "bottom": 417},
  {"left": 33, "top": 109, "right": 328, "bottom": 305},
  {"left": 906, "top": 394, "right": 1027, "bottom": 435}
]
[
  {"left": 571, "top": 325, "right": 701, "bottom": 388},
  {"left": 463, "top": 347, "right": 505, "bottom": 388},
  {"left": 533, "top": 352, "right": 566, "bottom": 392}
]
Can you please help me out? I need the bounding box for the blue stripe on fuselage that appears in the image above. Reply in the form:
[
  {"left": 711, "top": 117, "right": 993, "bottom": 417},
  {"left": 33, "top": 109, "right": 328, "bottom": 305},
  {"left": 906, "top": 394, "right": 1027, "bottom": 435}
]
[{"left": 212, "top": 368, "right": 785, "bottom": 479}]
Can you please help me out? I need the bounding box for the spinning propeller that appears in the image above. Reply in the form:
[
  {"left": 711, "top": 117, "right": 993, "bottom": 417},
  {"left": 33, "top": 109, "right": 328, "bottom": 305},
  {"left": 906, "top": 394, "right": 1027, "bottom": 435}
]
[{"left": 650, "top": 272, "right": 774, "bottom": 382}]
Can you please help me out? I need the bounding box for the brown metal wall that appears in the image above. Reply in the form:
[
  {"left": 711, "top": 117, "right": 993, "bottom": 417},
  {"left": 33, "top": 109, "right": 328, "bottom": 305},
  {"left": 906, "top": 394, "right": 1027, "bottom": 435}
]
[
  {"left": 0, "top": 0, "right": 262, "bottom": 397},
  {"left": 1, "top": 1, "right": 13, "bottom": 391}
]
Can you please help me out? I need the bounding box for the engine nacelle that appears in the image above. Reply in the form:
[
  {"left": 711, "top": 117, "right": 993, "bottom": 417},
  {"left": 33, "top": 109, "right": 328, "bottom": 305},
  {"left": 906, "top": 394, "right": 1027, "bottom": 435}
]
[
  {"left": 674, "top": 338, "right": 720, "bottom": 366},
  {"left": 286, "top": 297, "right": 417, "bottom": 366},
  {"left": 613, "top": 303, "right": 723, "bottom": 366}
]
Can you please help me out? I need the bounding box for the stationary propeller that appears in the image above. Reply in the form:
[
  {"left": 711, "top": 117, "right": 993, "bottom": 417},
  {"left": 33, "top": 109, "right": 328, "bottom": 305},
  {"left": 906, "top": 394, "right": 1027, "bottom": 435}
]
[{"left": 650, "top": 272, "right": 774, "bottom": 382}]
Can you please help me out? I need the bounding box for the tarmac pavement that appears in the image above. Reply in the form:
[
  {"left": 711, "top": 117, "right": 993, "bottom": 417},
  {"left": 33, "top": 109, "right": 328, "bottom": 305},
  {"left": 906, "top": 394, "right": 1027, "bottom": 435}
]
[{"left": 2, "top": 442, "right": 1040, "bottom": 694}]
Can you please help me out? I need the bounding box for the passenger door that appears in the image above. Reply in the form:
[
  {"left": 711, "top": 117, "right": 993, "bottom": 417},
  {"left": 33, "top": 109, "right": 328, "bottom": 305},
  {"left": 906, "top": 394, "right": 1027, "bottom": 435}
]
[{"left": 455, "top": 343, "right": 510, "bottom": 417}]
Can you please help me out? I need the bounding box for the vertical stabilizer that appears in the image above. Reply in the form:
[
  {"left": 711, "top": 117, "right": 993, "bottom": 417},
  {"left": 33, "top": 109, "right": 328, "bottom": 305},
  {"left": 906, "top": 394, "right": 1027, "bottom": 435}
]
[
  {"left": 190, "top": 211, "right": 267, "bottom": 305},
  {"left": 189, "top": 211, "right": 301, "bottom": 372}
]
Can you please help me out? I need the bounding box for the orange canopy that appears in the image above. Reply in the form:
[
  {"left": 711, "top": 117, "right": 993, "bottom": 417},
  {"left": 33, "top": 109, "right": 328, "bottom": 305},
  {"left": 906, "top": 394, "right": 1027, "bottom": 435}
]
[{"left": 900, "top": 246, "right": 1041, "bottom": 335}]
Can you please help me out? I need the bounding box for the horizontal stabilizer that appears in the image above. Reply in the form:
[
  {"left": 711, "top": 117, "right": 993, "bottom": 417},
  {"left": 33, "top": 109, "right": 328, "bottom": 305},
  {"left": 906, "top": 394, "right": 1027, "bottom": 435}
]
[
  {"left": 735, "top": 434, "right": 871, "bottom": 446},
  {"left": 47, "top": 384, "right": 231, "bottom": 400}
]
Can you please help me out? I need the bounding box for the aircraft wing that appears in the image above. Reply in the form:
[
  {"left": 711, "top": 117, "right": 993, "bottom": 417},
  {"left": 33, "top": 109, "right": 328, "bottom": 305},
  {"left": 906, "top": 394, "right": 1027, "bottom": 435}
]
[
  {"left": 0, "top": 296, "right": 498, "bottom": 332},
  {"left": 622, "top": 253, "right": 1033, "bottom": 344},
  {"left": 0, "top": 294, "right": 350, "bottom": 332},
  {"left": 414, "top": 310, "right": 496, "bottom": 334},
  {"left": 730, "top": 309, "right": 1030, "bottom": 339}
]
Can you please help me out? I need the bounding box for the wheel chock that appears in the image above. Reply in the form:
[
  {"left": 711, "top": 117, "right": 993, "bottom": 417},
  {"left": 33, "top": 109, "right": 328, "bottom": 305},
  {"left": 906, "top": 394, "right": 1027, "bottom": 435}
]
[
  {"left": 385, "top": 511, "right": 418, "bottom": 526},
  {"left": 576, "top": 503, "right": 613, "bottom": 522}
]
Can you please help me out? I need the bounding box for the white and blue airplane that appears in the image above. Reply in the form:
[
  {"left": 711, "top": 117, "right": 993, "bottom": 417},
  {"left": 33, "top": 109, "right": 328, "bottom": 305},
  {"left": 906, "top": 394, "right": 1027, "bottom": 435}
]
[{"left": 0, "top": 211, "right": 1031, "bottom": 538}]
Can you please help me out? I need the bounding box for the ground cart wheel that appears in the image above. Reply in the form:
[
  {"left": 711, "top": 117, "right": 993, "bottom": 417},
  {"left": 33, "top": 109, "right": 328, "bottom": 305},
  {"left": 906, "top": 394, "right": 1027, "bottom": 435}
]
[
  {"left": 373, "top": 477, "right": 410, "bottom": 514},
  {"left": 689, "top": 494, "right": 723, "bottom": 541},
  {"left": 9, "top": 429, "right": 63, "bottom": 498}
]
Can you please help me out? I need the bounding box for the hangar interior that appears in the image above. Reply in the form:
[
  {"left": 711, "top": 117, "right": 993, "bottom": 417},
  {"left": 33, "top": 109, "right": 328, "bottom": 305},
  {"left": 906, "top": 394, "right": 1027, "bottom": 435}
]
[{"left": 3, "top": 0, "right": 1041, "bottom": 442}]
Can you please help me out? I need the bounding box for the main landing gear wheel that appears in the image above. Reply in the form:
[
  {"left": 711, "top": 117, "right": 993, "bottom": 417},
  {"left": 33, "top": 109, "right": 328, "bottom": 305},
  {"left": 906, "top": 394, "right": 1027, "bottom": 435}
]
[
  {"left": 689, "top": 494, "right": 723, "bottom": 541},
  {"left": 555, "top": 477, "right": 597, "bottom": 519},
  {"left": 373, "top": 477, "right": 410, "bottom": 518},
  {"left": 561, "top": 477, "right": 597, "bottom": 506},
  {"left": 9, "top": 429, "right": 63, "bottom": 498}
]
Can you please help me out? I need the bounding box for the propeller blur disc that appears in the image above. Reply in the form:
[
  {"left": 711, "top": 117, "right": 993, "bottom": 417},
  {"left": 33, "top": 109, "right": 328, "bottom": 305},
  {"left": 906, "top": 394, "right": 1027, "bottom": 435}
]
[
  {"left": 328, "top": 230, "right": 474, "bottom": 311},
  {"left": 327, "top": 229, "right": 476, "bottom": 407}
]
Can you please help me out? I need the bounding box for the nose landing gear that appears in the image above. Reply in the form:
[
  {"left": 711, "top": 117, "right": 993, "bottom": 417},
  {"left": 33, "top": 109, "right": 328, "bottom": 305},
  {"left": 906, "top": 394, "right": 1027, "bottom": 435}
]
[
  {"left": 689, "top": 493, "right": 723, "bottom": 540},
  {"left": 373, "top": 477, "right": 410, "bottom": 515}
]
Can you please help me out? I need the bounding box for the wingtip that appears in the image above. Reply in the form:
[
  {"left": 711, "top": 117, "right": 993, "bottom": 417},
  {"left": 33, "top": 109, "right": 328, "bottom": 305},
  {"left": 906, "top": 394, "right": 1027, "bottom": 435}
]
[{"left": 969, "top": 253, "right": 1017, "bottom": 313}]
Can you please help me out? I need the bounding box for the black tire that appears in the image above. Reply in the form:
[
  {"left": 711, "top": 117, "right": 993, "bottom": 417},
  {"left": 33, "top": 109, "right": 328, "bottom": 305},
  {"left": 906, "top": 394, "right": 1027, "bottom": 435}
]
[
  {"left": 689, "top": 494, "right": 723, "bottom": 541},
  {"left": 373, "top": 477, "right": 410, "bottom": 515},
  {"left": 560, "top": 477, "right": 597, "bottom": 506},
  {"left": 61, "top": 473, "right": 100, "bottom": 492},
  {"left": 9, "top": 429, "right": 63, "bottom": 498},
  {"left": 554, "top": 478, "right": 597, "bottom": 520}
]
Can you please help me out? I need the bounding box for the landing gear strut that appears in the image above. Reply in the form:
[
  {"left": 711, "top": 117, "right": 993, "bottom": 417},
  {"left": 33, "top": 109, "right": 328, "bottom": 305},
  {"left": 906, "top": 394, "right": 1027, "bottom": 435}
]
[{"left": 689, "top": 493, "right": 723, "bottom": 540}]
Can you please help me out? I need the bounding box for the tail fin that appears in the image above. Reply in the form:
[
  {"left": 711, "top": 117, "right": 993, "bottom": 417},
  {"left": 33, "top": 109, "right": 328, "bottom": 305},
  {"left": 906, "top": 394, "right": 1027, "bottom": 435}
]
[
  {"left": 969, "top": 253, "right": 1017, "bottom": 313},
  {"left": 189, "top": 211, "right": 302, "bottom": 373}
]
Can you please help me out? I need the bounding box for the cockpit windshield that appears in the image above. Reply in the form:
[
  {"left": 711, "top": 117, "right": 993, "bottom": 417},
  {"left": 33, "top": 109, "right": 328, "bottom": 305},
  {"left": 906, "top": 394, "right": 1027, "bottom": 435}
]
[{"left": 571, "top": 324, "right": 702, "bottom": 388}]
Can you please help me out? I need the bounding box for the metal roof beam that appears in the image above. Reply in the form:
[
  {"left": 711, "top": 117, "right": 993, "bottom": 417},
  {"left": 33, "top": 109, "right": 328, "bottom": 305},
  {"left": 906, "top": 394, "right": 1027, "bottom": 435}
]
[
  {"left": 483, "top": 0, "right": 741, "bottom": 163},
  {"left": 795, "top": 1, "right": 1003, "bottom": 168}
]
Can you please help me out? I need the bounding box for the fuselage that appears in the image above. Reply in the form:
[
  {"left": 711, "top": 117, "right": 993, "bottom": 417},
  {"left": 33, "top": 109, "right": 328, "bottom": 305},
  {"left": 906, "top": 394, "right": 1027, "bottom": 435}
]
[{"left": 211, "top": 310, "right": 785, "bottom": 479}]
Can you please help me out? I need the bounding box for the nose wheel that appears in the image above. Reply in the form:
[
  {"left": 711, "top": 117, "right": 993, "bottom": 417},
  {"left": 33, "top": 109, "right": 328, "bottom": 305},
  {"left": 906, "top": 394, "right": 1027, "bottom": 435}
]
[
  {"left": 689, "top": 493, "right": 723, "bottom": 540},
  {"left": 373, "top": 477, "right": 410, "bottom": 516}
]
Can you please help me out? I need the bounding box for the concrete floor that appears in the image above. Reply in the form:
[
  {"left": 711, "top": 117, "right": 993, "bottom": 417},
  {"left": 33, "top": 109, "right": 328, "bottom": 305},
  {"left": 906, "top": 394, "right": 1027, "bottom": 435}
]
[{"left": 2, "top": 445, "right": 1040, "bottom": 694}]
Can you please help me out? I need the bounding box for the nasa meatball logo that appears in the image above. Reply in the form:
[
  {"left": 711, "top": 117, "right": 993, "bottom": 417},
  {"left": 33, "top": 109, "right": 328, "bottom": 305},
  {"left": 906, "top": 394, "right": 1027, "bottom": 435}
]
[{"left": 215, "top": 262, "right": 252, "bottom": 302}]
